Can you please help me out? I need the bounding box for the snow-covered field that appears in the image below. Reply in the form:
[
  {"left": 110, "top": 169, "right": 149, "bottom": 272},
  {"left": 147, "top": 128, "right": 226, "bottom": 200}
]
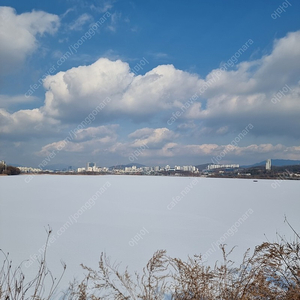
[{"left": 0, "top": 175, "right": 299, "bottom": 291}]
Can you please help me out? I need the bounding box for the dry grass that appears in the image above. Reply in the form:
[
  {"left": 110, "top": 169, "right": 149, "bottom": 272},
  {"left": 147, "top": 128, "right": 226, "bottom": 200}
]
[
  {"left": 0, "top": 228, "right": 66, "bottom": 300},
  {"left": 1, "top": 220, "right": 299, "bottom": 300}
]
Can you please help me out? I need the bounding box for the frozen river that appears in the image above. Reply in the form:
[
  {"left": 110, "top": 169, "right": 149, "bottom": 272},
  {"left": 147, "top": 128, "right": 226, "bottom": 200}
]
[{"left": 0, "top": 174, "right": 299, "bottom": 291}]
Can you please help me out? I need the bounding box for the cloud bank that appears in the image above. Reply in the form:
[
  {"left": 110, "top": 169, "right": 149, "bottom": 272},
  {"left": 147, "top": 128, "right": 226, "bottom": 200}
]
[{"left": 1, "top": 28, "right": 300, "bottom": 165}]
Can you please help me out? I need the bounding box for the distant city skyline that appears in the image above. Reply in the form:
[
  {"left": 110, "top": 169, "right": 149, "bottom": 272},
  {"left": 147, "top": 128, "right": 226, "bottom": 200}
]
[
  {"left": 15, "top": 157, "right": 300, "bottom": 171},
  {"left": 1, "top": 1, "right": 300, "bottom": 167}
]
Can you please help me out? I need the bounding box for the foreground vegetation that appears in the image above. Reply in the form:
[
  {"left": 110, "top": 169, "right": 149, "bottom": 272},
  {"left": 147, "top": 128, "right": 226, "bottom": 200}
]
[{"left": 1, "top": 220, "right": 299, "bottom": 300}]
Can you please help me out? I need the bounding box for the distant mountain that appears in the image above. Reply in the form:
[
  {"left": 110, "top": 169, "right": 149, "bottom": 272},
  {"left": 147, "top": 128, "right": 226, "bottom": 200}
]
[
  {"left": 43, "top": 164, "right": 76, "bottom": 171},
  {"left": 242, "top": 159, "right": 300, "bottom": 168},
  {"left": 109, "top": 163, "right": 146, "bottom": 169}
]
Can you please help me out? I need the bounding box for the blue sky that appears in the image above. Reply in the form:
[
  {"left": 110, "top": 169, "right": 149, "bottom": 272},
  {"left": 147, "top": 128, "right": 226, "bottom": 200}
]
[{"left": 1, "top": 0, "right": 300, "bottom": 168}]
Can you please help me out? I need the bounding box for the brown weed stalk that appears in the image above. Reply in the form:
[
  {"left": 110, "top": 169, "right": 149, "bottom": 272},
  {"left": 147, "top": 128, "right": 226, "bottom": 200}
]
[{"left": 1, "top": 222, "right": 299, "bottom": 300}]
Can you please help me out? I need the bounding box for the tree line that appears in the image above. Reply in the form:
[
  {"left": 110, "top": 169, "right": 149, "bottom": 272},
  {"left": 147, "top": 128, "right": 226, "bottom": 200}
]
[{"left": 0, "top": 164, "right": 20, "bottom": 175}]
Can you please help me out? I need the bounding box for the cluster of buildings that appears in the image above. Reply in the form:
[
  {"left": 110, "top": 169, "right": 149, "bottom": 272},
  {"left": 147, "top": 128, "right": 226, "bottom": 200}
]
[
  {"left": 6, "top": 159, "right": 277, "bottom": 177},
  {"left": 77, "top": 162, "right": 109, "bottom": 173},
  {"left": 124, "top": 165, "right": 198, "bottom": 173},
  {"left": 206, "top": 160, "right": 271, "bottom": 172},
  {"left": 76, "top": 163, "right": 199, "bottom": 174},
  {"left": 175, "top": 165, "right": 197, "bottom": 172},
  {"left": 207, "top": 164, "right": 239, "bottom": 170},
  {"left": 151, "top": 165, "right": 198, "bottom": 172},
  {"left": 17, "top": 166, "right": 43, "bottom": 173}
]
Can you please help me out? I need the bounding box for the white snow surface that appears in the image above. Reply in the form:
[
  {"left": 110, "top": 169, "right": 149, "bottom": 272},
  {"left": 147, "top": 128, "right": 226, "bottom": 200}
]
[{"left": 0, "top": 175, "right": 299, "bottom": 292}]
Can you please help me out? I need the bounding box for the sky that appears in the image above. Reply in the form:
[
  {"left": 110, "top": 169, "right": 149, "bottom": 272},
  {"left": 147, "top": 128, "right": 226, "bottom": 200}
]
[{"left": 0, "top": 0, "right": 300, "bottom": 168}]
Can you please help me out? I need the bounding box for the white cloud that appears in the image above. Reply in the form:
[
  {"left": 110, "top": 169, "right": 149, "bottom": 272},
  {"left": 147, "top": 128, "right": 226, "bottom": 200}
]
[
  {"left": 0, "top": 108, "right": 43, "bottom": 134},
  {"left": 41, "top": 58, "right": 202, "bottom": 122},
  {"left": 148, "top": 52, "right": 170, "bottom": 60},
  {"left": 183, "top": 31, "right": 300, "bottom": 137},
  {"left": 68, "top": 13, "right": 93, "bottom": 30},
  {"left": 39, "top": 31, "right": 300, "bottom": 134},
  {"left": 90, "top": 1, "right": 114, "bottom": 13},
  {"left": 98, "top": 127, "right": 179, "bottom": 160},
  {"left": 0, "top": 107, "right": 60, "bottom": 139},
  {"left": 107, "top": 12, "right": 120, "bottom": 32},
  {"left": 216, "top": 126, "right": 229, "bottom": 135},
  {"left": 119, "top": 140, "right": 300, "bottom": 163},
  {"left": 31, "top": 122, "right": 300, "bottom": 165},
  {"left": 3, "top": 30, "right": 300, "bottom": 166},
  {"left": 109, "top": 132, "right": 300, "bottom": 163},
  {"left": 73, "top": 124, "right": 118, "bottom": 141},
  {"left": 61, "top": 8, "right": 75, "bottom": 19},
  {"left": 177, "top": 122, "right": 196, "bottom": 130},
  {"left": 128, "top": 127, "right": 178, "bottom": 147},
  {"left": 37, "top": 124, "right": 118, "bottom": 156},
  {"left": 198, "top": 32, "right": 300, "bottom": 98},
  {"left": 0, "top": 6, "right": 60, "bottom": 74}
]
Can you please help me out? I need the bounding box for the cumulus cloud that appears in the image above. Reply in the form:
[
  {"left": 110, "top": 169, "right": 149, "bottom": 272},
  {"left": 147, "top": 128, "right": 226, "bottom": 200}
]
[
  {"left": 37, "top": 124, "right": 118, "bottom": 156},
  {"left": 73, "top": 125, "right": 118, "bottom": 141},
  {"left": 32, "top": 122, "right": 300, "bottom": 166},
  {"left": 99, "top": 127, "right": 179, "bottom": 160},
  {"left": 41, "top": 58, "right": 202, "bottom": 122},
  {"left": 0, "top": 108, "right": 43, "bottom": 133},
  {"left": 186, "top": 31, "right": 300, "bottom": 137},
  {"left": 118, "top": 139, "right": 300, "bottom": 164},
  {"left": 111, "top": 135, "right": 300, "bottom": 164},
  {"left": 0, "top": 6, "right": 59, "bottom": 74},
  {"left": 3, "top": 30, "right": 300, "bottom": 165},
  {"left": 128, "top": 128, "right": 178, "bottom": 147},
  {"left": 38, "top": 31, "right": 300, "bottom": 139},
  {"left": 0, "top": 108, "right": 60, "bottom": 140}
]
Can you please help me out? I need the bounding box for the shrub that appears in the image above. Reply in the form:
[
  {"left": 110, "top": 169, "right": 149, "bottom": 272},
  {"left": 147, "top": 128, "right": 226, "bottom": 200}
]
[{"left": 1, "top": 220, "right": 299, "bottom": 299}]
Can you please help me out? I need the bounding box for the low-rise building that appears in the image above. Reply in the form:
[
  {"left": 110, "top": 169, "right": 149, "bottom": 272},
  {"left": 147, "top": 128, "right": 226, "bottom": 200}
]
[{"left": 18, "top": 166, "right": 42, "bottom": 173}]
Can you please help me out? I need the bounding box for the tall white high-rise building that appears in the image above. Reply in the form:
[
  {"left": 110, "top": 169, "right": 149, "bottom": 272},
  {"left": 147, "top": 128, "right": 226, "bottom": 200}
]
[{"left": 266, "top": 159, "right": 271, "bottom": 170}]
